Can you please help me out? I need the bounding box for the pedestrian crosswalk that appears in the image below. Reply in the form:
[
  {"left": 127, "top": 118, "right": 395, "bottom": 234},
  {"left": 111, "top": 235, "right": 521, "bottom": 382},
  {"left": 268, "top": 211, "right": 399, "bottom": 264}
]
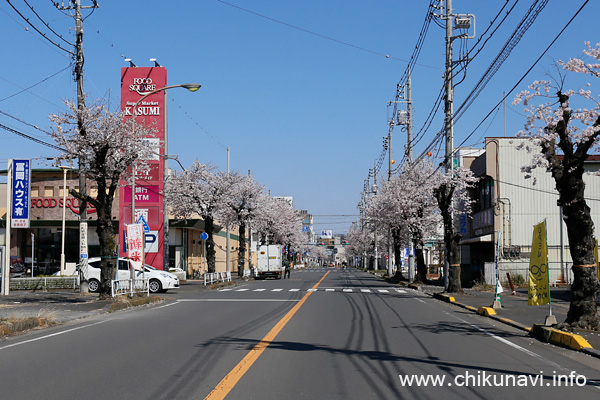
[{"left": 218, "top": 287, "right": 407, "bottom": 294}]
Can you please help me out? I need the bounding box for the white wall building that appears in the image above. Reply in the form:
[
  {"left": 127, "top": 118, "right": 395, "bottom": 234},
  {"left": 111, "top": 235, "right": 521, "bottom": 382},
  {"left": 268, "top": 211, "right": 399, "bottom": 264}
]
[{"left": 461, "top": 137, "right": 600, "bottom": 285}]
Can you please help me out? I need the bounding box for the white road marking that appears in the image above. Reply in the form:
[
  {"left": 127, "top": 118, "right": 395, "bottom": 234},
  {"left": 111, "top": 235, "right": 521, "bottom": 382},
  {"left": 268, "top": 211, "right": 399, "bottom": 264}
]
[
  {"left": 254, "top": 289, "right": 266, "bottom": 292},
  {"left": 272, "top": 289, "right": 283, "bottom": 292},
  {"left": 378, "top": 289, "right": 389, "bottom": 293},
  {"left": 177, "top": 299, "right": 301, "bottom": 302},
  {"left": 325, "top": 289, "right": 335, "bottom": 292},
  {"left": 0, "top": 320, "right": 109, "bottom": 351},
  {"left": 343, "top": 289, "right": 353, "bottom": 292},
  {"left": 235, "top": 289, "right": 249, "bottom": 292},
  {"left": 395, "top": 289, "right": 406, "bottom": 293},
  {"left": 289, "top": 289, "right": 300, "bottom": 292},
  {"left": 361, "top": 289, "right": 371, "bottom": 293},
  {"left": 446, "top": 310, "right": 600, "bottom": 391},
  {"left": 307, "top": 289, "right": 317, "bottom": 292}
]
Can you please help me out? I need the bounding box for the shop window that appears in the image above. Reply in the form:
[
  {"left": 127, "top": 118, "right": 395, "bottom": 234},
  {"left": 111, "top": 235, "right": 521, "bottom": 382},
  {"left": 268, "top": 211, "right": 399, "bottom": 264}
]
[
  {"left": 31, "top": 186, "right": 39, "bottom": 197},
  {"left": 59, "top": 186, "right": 70, "bottom": 197},
  {"left": 44, "top": 186, "right": 54, "bottom": 197}
]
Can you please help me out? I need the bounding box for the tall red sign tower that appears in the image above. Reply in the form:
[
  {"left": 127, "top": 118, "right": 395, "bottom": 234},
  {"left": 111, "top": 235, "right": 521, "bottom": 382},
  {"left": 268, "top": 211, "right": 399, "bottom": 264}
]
[{"left": 119, "top": 67, "right": 167, "bottom": 270}]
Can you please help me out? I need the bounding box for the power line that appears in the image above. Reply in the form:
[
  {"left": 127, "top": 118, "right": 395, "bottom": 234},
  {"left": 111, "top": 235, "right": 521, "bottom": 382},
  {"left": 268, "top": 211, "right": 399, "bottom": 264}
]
[
  {"left": 215, "top": 0, "right": 428, "bottom": 64},
  {"left": 0, "top": 109, "right": 53, "bottom": 135},
  {"left": 0, "top": 65, "right": 71, "bottom": 102},
  {"left": 0, "top": 122, "right": 66, "bottom": 152},
  {"left": 5, "top": 0, "right": 75, "bottom": 55},
  {"left": 23, "top": 0, "right": 74, "bottom": 46},
  {"left": 454, "top": 0, "right": 590, "bottom": 151},
  {"left": 454, "top": 0, "right": 549, "bottom": 123}
]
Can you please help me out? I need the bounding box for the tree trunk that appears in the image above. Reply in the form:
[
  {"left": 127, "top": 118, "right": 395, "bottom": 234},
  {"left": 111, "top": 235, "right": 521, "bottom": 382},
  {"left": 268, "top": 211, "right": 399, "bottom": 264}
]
[
  {"left": 96, "top": 198, "right": 117, "bottom": 298},
  {"left": 392, "top": 228, "right": 403, "bottom": 277},
  {"left": 556, "top": 168, "right": 600, "bottom": 330},
  {"left": 205, "top": 216, "right": 216, "bottom": 273},
  {"left": 237, "top": 224, "right": 246, "bottom": 277},
  {"left": 545, "top": 92, "right": 600, "bottom": 330},
  {"left": 414, "top": 238, "right": 428, "bottom": 284},
  {"left": 435, "top": 183, "right": 462, "bottom": 293}
]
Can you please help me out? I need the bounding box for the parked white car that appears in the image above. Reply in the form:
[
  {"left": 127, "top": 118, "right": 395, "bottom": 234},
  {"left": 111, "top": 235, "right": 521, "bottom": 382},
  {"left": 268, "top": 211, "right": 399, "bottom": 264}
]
[{"left": 83, "top": 257, "right": 179, "bottom": 294}]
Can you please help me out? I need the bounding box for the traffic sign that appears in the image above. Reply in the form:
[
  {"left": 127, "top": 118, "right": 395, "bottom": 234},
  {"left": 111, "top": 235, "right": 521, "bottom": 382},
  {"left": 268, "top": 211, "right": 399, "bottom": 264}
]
[
  {"left": 200, "top": 232, "right": 208, "bottom": 241},
  {"left": 136, "top": 215, "right": 150, "bottom": 233}
]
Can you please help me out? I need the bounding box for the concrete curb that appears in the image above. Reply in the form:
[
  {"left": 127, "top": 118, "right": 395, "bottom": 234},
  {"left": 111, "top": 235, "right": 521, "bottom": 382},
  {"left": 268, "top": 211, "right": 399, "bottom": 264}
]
[
  {"left": 477, "top": 306, "right": 496, "bottom": 317},
  {"left": 530, "top": 324, "right": 592, "bottom": 351},
  {"left": 429, "top": 291, "right": 600, "bottom": 359},
  {"left": 432, "top": 292, "right": 455, "bottom": 303}
]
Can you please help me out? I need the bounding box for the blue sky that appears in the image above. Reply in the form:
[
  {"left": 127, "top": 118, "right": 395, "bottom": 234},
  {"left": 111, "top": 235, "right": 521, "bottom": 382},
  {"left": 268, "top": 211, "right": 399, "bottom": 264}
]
[{"left": 0, "top": 0, "right": 595, "bottom": 234}]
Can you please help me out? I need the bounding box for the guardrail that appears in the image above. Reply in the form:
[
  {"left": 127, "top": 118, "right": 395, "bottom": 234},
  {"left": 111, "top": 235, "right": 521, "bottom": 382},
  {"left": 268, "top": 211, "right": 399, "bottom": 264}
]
[
  {"left": 111, "top": 279, "right": 149, "bottom": 297},
  {"left": 8, "top": 276, "right": 79, "bottom": 291},
  {"left": 204, "top": 271, "right": 232, "bottom": 286}
]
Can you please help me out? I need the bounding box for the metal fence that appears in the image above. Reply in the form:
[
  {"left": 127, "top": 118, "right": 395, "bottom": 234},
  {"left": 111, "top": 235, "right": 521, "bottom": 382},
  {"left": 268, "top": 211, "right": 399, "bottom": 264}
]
[
  {"left": 111, "top": 279, "right": 149, "bottom": 297},
  {"left": 484, "top": 261, "right": 574, "bottom": 286},
  {"left": 204, "top": 271, "right": 232, "bottom": 286}
]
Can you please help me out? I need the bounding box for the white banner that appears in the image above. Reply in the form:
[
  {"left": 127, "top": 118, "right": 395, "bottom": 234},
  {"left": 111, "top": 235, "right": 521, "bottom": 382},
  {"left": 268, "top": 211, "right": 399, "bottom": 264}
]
[{"left": 127, "top": 224, "right": 144, "bottom": 270}]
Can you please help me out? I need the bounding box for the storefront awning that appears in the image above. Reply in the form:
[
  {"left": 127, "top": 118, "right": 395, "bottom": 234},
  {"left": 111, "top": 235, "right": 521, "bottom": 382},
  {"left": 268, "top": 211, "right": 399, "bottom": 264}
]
[{"left": 460, "top": 234, "right": 493, "bottom": 244}]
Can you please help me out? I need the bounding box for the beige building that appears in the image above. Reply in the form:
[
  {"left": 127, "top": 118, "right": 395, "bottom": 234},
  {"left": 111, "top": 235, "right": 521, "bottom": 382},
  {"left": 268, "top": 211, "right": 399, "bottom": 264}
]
[
  {"left": 461, "top": 137, "right": 600, "bottom": 285},
  {"left": 1, "top": 168, "right": 243, "bottom": 277}
]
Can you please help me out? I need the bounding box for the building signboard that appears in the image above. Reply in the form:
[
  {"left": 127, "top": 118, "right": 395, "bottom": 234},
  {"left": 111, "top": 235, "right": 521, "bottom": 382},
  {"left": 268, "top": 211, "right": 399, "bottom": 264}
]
[
  {"left": 119, "top": 67, "right": 166, "bottom": 269},
  {"left": 10, "top": 159, "right": 31, "bottom": 228}
]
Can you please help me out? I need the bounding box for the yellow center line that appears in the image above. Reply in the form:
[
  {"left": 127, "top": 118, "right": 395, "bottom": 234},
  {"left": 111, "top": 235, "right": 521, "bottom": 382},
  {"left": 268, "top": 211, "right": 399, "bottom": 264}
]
[{"left": 205, "top": 271, "right": 330, "bottom": 400}]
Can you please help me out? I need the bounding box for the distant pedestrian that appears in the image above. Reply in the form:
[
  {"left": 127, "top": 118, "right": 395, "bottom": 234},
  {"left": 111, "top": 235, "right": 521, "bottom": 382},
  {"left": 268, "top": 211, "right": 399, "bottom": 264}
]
[{"left": 283, "top": 260, "right": 291, "bottom": 279}]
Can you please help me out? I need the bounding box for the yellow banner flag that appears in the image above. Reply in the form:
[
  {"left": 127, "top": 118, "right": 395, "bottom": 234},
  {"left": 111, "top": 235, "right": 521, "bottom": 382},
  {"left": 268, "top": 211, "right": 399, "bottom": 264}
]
[{"left": 528, "top": 221, "right": 550, "bottom": 306}]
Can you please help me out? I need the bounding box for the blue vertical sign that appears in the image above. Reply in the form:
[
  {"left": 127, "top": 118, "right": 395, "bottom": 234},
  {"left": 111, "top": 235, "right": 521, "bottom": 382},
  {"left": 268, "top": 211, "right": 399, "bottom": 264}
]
[{"left": 11, "top": 159, "right": 31, "bottom": 228}]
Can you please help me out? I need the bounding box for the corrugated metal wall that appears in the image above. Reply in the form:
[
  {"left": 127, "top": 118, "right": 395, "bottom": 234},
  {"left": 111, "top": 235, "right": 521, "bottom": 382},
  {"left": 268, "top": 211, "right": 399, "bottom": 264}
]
[{"left": 489, "top": 137, "right": 600, "bottom": 283}]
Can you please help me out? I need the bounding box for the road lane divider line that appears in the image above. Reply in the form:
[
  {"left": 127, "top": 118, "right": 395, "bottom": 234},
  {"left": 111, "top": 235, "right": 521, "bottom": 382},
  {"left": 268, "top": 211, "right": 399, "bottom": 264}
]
[
  {"left": 178, "top": 299, "right": 301, "bottom": 302},
  {"left": 0, "top": 320, "right": 109, "bottom": 351},
  {"left": 205, "top": 271, "right": 330, "bottom": 400}
]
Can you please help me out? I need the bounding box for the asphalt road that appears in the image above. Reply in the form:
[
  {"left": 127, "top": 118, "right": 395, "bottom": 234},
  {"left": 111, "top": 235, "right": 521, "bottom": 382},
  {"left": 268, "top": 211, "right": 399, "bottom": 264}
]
[{"left": 0, "top": 268, "right": 599, "bottom": 399}]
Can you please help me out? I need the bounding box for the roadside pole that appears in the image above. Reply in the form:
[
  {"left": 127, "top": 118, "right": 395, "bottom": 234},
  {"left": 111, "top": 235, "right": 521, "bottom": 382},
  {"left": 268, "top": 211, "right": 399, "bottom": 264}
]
[{"left": 2, "top": 160, "right": 12, "bottom": 295}]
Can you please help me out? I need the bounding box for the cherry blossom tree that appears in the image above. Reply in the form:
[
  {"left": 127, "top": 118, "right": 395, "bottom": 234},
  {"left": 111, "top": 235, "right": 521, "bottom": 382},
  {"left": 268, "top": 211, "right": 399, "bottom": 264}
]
[
  {"left": 304, "top": 244, "right": 328, "bottom": 267},
  {"left": 366, "top": 161, "right": 443, "bottom": 282},
  {"left": 49, "top": 99, "right": 156, "bottom": 297},
  {"left": 217, "top": 172, "right": 265, "bottom": 276},
  {"left": 345, "top": 224, "right": 375, "bottom": 269},
  {"left": 434, "top": 166, "right": 477, "bottom": 293},
  {"left": 252, "top": 196, "right": 304, "bottom": 259},
  {"left": 166, "top": 161, "right": 234, "bottom": 273},
  {"left": 397, "top": 161, "right": 443, "bottom": 283},
  {"left": 513, "top": 42, "right": 600, "bottom": 330}
]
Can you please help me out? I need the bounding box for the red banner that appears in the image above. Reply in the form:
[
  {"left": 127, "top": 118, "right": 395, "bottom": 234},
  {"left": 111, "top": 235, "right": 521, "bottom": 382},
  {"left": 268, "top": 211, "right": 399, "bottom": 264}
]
[{"left": 119, "top": 67, "right": 166, "bottom": 270}]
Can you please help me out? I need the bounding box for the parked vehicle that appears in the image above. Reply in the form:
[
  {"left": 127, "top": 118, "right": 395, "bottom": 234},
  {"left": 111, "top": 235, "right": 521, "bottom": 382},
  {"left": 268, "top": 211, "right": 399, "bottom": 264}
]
[
  {"left": 256, "top": 245, "right": 283, "bottom": 279},
  {"left": 82, "top": 257, "right": 179, "bottom": 293}
]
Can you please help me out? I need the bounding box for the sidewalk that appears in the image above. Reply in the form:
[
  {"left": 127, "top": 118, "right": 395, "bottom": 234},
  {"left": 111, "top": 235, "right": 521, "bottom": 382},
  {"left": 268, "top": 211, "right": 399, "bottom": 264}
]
[
  {"left": 0, "top": 291, "right": 113, "bottom": 323},
  {"left": 0, "top": 279, "right": 234, "bottom": 328},
  {"left": 415, "top": 283, "right": 600, "bottom": 358}
]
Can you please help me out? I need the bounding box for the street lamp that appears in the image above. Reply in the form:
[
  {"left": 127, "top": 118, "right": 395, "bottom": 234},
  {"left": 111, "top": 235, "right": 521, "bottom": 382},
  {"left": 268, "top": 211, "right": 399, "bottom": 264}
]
[
  {"left": 59, "top": 165, "right": 70, "bottom": 275},
  {"left": 130, "top": 82, "right": 201, "bottom": 273}
]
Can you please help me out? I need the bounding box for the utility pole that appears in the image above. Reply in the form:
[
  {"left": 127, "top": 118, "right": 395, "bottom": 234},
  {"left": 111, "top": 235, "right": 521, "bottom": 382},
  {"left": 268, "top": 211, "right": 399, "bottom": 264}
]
[
  {"left": 443, "top": 0, "right": 454, "bottom": 291},
  {"left": 387, "top": 119, "right": 394, "bottom": 277},
  {"left": 55, "top": 0, "right": 98, "bottom": 291},
  {"left": 373, "top": 163, "right": 378, "bottom": 271},
  {"left": 406, "top": 70, "right": 415, "bottom": 282},
  {"left": 226, "top": 147, "right": 231, "bottom": 275}
]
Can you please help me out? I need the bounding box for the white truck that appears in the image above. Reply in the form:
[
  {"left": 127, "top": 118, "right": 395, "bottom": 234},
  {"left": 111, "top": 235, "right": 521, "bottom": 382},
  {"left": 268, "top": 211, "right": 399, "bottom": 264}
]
[{"left": 256, "top": 245, "right": 284, "bottom": 279}]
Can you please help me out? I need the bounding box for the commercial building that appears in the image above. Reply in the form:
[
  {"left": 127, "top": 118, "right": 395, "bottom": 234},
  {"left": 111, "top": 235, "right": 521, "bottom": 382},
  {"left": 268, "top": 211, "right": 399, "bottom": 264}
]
[
  {"left": 1, "top": 168, "right": 241, "bottom": 277},
  {"left": 460, "top": 137, "right": 600, "bottom": 285}
]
